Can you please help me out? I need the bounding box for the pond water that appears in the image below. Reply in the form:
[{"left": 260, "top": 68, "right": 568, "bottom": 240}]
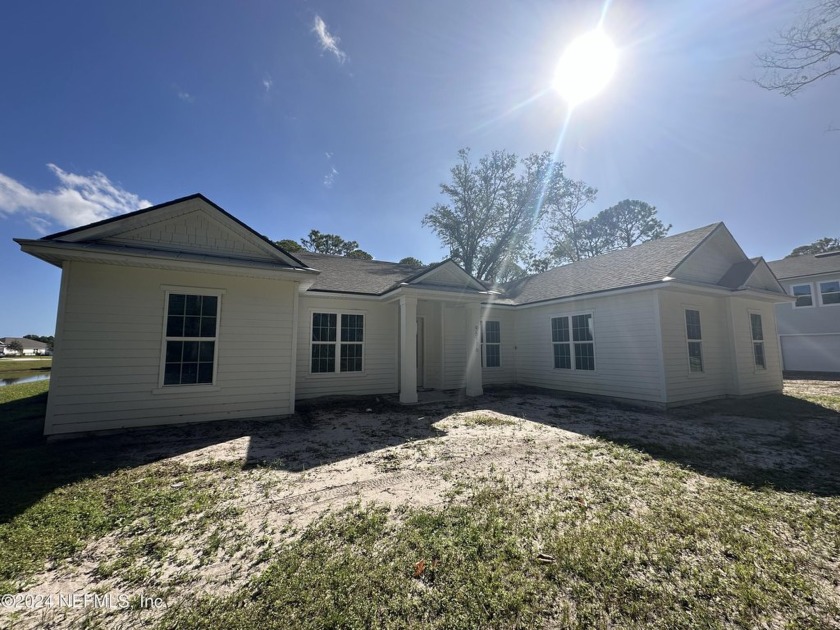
[{"left": 0, "top": 372, "right": 51, "bottom": 387}]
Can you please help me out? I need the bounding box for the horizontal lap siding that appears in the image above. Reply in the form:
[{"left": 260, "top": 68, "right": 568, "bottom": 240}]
[
  {"left": 443, "top": 305, "right": 466, "bottom": 390},
  {"left": 658, "top": 291, "right": 730, "bottom": 403},
  {"left": 729, "top": 297, "right": 783, "bottom": 395},
  {"left": 295, "top": 297, "right": 398, "bottom": 399},
  {"left": 46, "top": 262, "right": 296, "bottom": 435},
  {"left": 514, "top": 292, "right": 663, "bottom": 402},
  {"left": 481, "top": 307, "right": 515, "bottom": 386}
]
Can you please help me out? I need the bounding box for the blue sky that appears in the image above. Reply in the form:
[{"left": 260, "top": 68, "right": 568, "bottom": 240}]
[{"left": 1, "top": 0, "right": 837, "bottom": 336}]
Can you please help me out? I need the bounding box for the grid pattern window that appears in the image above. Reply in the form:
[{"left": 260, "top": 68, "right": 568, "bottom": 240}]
[
  {"left": 311, "top": 312, "right": 364, "bottom": 373},
  {"left": 164, "top": 294, "right": 218, "bottom": 386},
  {"left": 551, "top": 314, "right": 594, "bottom": 370},
  {"left": 685, "top": 309, "right": 703, "bottom": 373},
  {"left": 750, "top": 313, "right": 765, "bottom": 369},
  {"left": 792, "top": 284, "right": 813, "bottom": 308},
  {"left": 819, "top": 280, "right": 840, "bottom": 305},
  {"left": 482, "top": 321, "right": 501, "bottom": 368}
]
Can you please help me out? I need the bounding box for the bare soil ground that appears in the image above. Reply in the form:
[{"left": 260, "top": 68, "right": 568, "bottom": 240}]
[{"left": 5, "top": 381, "right": 839, "bottom": 629}]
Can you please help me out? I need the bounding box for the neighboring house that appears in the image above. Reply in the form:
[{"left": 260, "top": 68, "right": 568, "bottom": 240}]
[
  {"left": 0, "top": 337, "right": 50, "bottom": 356},
  {"left": 16, "top": 194, "right": 790, "bottom": 436},
  {"left": 767, "top": 252, "right": 840, "bottom": 374}
]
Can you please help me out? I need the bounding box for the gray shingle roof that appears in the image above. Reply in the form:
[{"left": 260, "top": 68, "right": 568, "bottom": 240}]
[
  {"left": 767, "top": 252, "right": 840, "bottom": 280},
  {"left": 497, "top": 223, "right": 721, "bottom": 305},
  {"left": 296, "top": 253, "right": 428, "bottom": 294}
]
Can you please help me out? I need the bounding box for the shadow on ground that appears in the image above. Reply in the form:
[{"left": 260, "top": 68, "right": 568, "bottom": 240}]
[{"left": 478, "top": 386, "right": 840, "bottom": 497}]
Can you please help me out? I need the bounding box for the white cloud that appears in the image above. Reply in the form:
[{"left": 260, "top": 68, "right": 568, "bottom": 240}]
[
  {"left": 323, "top": 166, "right": 338, "bottom": 189},
  {"left": 312, "top": 15, "right": 347, "bottom": 64},
  {"left": 262, "top": 74, "right": 273, "bottom": 93},
  {"left": 175, "top": 86, "right": 194, "bottom": 103},
  {"left": 0, "top": 164, "right": 152, "bottom": 235}
]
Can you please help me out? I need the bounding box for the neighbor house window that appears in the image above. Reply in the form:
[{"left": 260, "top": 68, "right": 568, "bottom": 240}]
[
  {"left": 819, "top": 280, "right": 840, "bottom": 306},
  {"left": 685, "top": 309, "right": 703, "bottom": 373},
  {"left": 482, "top": 321, "right": 501, "bottom": 368},
  {"left": 311, "top": 312, "right": 364, "bottom": 373},
  {"left": 551, "top": 313, "right": 594, "bottom": 371},
  {"left": 164, "top": 293, "right": 219, "bottom": 386},
  {"left": 750, "top": 313, "right": 765, "bottom": 369},
  {"left": 791, "top": 284, "right": 813, "bottom": 308}
]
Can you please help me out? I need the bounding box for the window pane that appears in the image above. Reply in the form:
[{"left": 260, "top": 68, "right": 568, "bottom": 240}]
[
  {"left": 199, "top": 341, "right": 215, "bottom": 362},
  {"left": 164, "top": 363, "right": 181, "bottom": 385},
  {"left": 820, "top": 281, "right": 840, "bottom": 305},
  {"left": 340, "top": 343, "right": 363, "bottom": 372},
  {"left": 572, "top": 314, "right": 593, "bottom": 342},
  {"left": 165, "top": 341, "right": 183, "bottom": 363},
  {"left": 182, "top": 341, "right": 199, "bottom": 362},
  {"left": 200, "top": 315, "right": 217, "bottom": 337},
  {"left": 197, "top": 362, "right": 214, "bottom": 383},
  {"left": 341, "top": 314, "right": 364, "bottom": 342},
  {"left": 750, "top": 314, "right": 763, "bottom": 341},
  {"left": 485, "top": 321, "right": 501, "bottom": 344},
  {"left": 185, "top": 295, "right": 202, "bottom": 316},
  {"left": 201, "top": 296, "right": 218, "bottom": 317},
  {"left": 485, "top": 344, "right": 500, "bottom": 368},
  {"left": 184, "top": 316, "right": 201, "bottom": 337},
  {"left": 168, "top": 293, "right": 185, "bottom": 315},
  {"left": 311, "top": 344, "right": 336, "bottom": 373},
  {"left": 181, "top": 362, "right": 199, "bottom": 384},
  {"left": 753, "top": 342, "right": 766, "bottom": 369},
  {"left": 574, "top": 343, "right": 595, "bottom": 370},
  {"left": 551, "top": 317, "right": 569, "bottom": 343},
  {"left": 793, "top": 285, "right": 813, "bottom": 307},
  {"left": 685, "top": 310, "right": 702, "bottom": 340},
  {"left": 312, "top": 313, "right": 337, "bottom": 342},
  {"left": 167, "top": 315, "right": 184, "bottom": 337},
  {"left": 688, "top": 341, "right": 703, "bottom": 372},
  {"left": 553, "top": 344, "right": 571, "bottom": 369}
]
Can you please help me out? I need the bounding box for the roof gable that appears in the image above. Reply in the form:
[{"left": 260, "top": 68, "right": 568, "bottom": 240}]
[
  {"left": 43, "top": 194, "right": 306, "bottom": 268},
  {"left": 669, "top": 223, "right": 747, "bottom": 284},
  {"left": 717, "top": 258, "right": 785, "bottom": 293},
  {"left": 501, "top": 223, "right": 721, "bottom": 305},
  {"left": 404, "top": 260, "right": 486, "bottom": 292}
]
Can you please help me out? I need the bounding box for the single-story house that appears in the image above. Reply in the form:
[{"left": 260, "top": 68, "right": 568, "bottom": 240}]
[
  {"left": 767, "top": 251, "right": 840, "bottom": 374},
  {"left": 0, "top": 337, "right": 51, "bottom": 356},
  {"left": 16, "top": 194, "right": 790, "bottom": 436}
]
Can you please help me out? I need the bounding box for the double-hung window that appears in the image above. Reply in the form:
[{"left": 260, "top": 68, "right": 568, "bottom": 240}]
[
  {"left": 685, "top": 309, "right": 703, "bottom": 373},
  {"left": 791, "top": 284, "right": 813, "bottom": 308},
  {"left": 750, "top": 313, "right": 765, "bottom": 369},
  {"left": 163, "top": 293, "right": 219, "bottom": 386},
  {"left": 311, "top": 312, "right": 364, "bottom": 373},
  {"left": 819, "top": 280, "right": 840, "bottom": 306},
  {"left": 551, "top": 313, "right": 594, "bottom": 370},
  {"left": 482, "top": 321, "right": 501, "bottom": 368}
]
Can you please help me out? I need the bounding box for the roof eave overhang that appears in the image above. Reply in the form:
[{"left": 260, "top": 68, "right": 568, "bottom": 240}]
[
  {"left": 16, "top": 239, "right": 319, "bottom": 285},
  {"left": 662, "top": 278, "right": 793, "bottom": 303},
  {"left": 382, "top": 284, "right": 494, "bottom": 303}
]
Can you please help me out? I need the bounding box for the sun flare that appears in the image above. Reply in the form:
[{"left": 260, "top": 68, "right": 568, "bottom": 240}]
[{"left": 553, "top": 29, "right": 618, "bottom": 107}]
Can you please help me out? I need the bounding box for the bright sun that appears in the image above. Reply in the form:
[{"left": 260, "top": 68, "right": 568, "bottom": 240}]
[{"left": 553, "top": 29, "right": 618, "bottom": 107}]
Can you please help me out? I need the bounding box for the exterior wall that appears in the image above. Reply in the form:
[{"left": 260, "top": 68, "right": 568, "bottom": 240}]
[
  {"left": 46, "top": 261, "right": 297, "bottom": 435},
  {"left": 658, "top": 290, "right": 732, "bottom": 404},
  {"left": 443, "top": 304, "right": 467, "bottom": 390},
  {"left": 295, "top": 295, "right": 399, "bottom": 399},
  {"left": 726, "top": 297, "right": 783, "bottom": 395},
  {"left": 513, "top": 291, "right": 664, "bottom": 403},
  {"left": 774, "top": 275, "right": 840, "bottom": 373},
  {"left": 480, "top": 306, "right": 516, "bottom": 386},
  {"left": 671, "top": 228, "right": 745, "bottom": 284}
]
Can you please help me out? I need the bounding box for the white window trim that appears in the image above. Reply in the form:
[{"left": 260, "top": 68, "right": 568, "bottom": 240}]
[
  {"left": 817, "top": 278, "right": 840, "bottom": 307},
  {"left": 748, "top": 310, "right": 766, "bottom": 371},
  {"left": 155, "top": 287, "right": 225, "bottom": 392},
  {"left": 481, "top": 320, "right": 502, "bottom": 368},
  {"left": 549, "top": 311, "right": 596, "bottom": 372},
  {"left": 684, "top": 307, "right": 704, "bottom": 376},
  {"left": 790, "top": 283, "right": 815, "bottom": 309},
  {"left": 308, "top": 309, "right": 367, "bottom": 376}
]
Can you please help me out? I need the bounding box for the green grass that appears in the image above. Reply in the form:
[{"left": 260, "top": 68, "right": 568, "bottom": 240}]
[{"left": 0, "top": 357, "right": 51, "bottom": 374}]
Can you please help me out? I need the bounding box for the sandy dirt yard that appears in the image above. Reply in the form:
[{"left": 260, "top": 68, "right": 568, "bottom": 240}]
[{"left": 6, "top": 381, "right": 840, "bottom": 629}]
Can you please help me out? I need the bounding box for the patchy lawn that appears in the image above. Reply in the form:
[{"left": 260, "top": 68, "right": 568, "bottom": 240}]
[{"left": 1, "top": 381, "right": 838, "bottom": 629}]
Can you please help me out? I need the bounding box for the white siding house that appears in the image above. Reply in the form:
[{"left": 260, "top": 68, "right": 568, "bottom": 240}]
[
  {"left": 16, "top": 194, "right": 791, "bottom": 436},
  {"left": 767, "top": 252, "right": 840, "bottom": 374}
]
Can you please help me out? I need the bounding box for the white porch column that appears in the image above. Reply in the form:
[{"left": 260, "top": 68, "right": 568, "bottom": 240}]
[
  {"left": 399, "top": 296, "right": 418, "bottom": 403},
  {"left": 464, "top": 301, "right": 483, "bottom": 397}
]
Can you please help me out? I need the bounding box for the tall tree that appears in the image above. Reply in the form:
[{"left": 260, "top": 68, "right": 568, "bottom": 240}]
[
  {"left": 786, "top": 237, "right": 840, "bottom": 257},
  {"left": 541, "top": 178, "right": 599, "bottom": 264},
  {"left": 398, "top": 256, "right": 424, "bottom": 267},
  {"left": 599, "top": 199, "right": 671, "bottom": 248},
  {"left": 346, "top": 249, "right": 373, "bottom": 260},
  {"left": 755, "top": 0, "right": 840, "bottom": 96},
  {"left": 300, "top": 230, "right": 360, "bottom": 256},
  {"left": 274, "top": 238, "right": 304, "bottom": 253},
  {"left": 422, "top": 149, "right": 571, "bottom": 282}
]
